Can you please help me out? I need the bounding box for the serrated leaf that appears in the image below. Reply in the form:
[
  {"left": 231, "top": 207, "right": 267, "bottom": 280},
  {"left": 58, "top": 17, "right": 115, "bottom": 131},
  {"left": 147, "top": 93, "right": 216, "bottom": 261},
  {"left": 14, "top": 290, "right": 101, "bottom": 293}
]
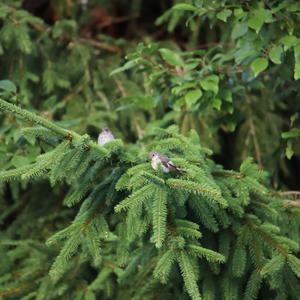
[
  {"left": 159, "top": 48, "right": 184, "bottom": 66},
  {"left": 185, "top": 89, "right": 202, "bottom": 107},
  {"left": 251, "top": 58, "right": 268, "bottom": 77},
  {"left": 269, "top": 46, "right": 282, "bottom": 64},
  {"left": 216, "top": 9, "right": 232, "bottom": 22}
]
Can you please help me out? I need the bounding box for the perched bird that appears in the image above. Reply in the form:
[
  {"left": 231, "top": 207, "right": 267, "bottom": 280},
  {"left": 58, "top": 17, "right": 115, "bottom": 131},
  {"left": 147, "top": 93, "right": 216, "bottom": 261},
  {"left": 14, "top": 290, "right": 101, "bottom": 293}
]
[
  {"left": 149, "top": 151, "right": 183, "bottom": 173},
  {"left": 98, "top": 127, "right": 115, "bottom": 145}
]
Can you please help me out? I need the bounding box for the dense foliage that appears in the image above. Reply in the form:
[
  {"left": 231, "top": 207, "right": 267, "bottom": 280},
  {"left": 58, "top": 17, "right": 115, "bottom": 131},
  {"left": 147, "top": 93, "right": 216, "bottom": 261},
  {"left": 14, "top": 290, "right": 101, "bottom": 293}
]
[{"left": 0, "top": 1, "right": 300, "bottom": 300}]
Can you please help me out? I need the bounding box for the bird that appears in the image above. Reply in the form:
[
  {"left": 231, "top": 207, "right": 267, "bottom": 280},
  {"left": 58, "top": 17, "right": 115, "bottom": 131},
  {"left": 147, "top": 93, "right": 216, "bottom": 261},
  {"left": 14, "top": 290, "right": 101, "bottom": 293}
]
[
  {"left": 149, "top": 151, "right": 183, "bottom": 173},
  {"left": 98, "top": 127, "right": 115, "bottom": 145}
]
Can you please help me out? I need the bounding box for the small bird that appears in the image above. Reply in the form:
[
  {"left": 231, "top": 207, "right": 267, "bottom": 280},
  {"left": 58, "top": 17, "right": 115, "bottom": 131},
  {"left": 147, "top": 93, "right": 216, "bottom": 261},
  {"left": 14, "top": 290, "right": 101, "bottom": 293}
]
[
  {"left": 149, "top": 151, "right": 182, "bottom": 173},
  {"left": 98, "top": 127, "right": 115, "bottom": 145}
]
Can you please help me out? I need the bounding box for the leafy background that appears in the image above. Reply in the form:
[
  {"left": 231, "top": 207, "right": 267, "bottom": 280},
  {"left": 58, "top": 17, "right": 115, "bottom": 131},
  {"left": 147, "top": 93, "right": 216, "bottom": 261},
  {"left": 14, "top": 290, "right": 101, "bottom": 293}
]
[{"left": 0, "top": 0, "right": 300, "bottom": 299}]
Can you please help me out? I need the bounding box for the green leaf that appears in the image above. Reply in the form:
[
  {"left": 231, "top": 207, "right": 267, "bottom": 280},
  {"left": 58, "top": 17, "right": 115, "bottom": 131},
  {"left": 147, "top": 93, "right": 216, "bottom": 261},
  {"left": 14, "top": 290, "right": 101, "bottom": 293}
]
[
  {"left": 280, "top": 35, "right": 300, "bottom": 51},
  {"left": 134, "top": 96, "right": 156, "bottom": 109},
  {"left": 0, "top": 80, "right": 17, "bottom": 93},
  {"left": 248, "top": 8, "right": 273, "bottom": 33},
  {"left": 251, "top": 58, "right": 268, "bottom": 77},
  {"left": 185, "top": 89, "right": 202, "bottom": 107},
  {"left": 159, "top": 48, "right": 184, "bottom": 66},
  {"left": 269, "top": 46, "right": 282, "bottom": 64},
  {"left": 172, "top": 4, "right": 197, "bottom": 12},
  {"left": 212, "top": 98, "right": 222, "bottom": 110},
  {"left": 285, "top": 141, "right": 294, "bottom": 160},
  {"left": 172, "top": 82, "right": 196, "bottom": 95},
  {"left": 216, "top": 9, "right": 232, "bottom": 22},
  {"left": 234, "top": 8, "right": 245, "bottom": 18},
  {"left": 281, "top": 128, "right": 300, "bottom": 139},
  {"left": 222, "top": 90, "right": 233, "bottom": 102},
  {"left": 200, "top": 75, "right": 219, "bottom": 95},
  {"left": 232, "top": 23, "right": 248, "bottom": 39},
  {"left": 110, "top": 60, "right": 138, "bottom": 76}
]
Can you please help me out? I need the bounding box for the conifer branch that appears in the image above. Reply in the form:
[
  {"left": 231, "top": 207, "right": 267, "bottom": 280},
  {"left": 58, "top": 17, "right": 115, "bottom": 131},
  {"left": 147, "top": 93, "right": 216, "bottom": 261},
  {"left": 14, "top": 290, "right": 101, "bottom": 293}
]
[
  {"left": 177, "top": 251, "right": 202, "bottom": 300},
  {"left": 0, "top": 98, "right": 73, "bottom": 138},
  {"left": 187, "top": 244, "right": 225, "bottom": 263},
  {"left": 0, "top": 164, "right": 34, "bottom": 182},
  {"left": 167, "top": 179, "right": 227, "bottom": 207},
  {"left": 153, "top": 250, "right": 175, "bottom": 283},
  {"left": 115, "top": 185, "right": 154, "bottom": 212},
  {"left": 152, "top": 187, "right": 168, "bottom": 248},
  {"left": 243, "top": 271, "right": 262, "bottom": 300},
  {"left": 260, "top": 254, "right": 285, "bottom": 277}
]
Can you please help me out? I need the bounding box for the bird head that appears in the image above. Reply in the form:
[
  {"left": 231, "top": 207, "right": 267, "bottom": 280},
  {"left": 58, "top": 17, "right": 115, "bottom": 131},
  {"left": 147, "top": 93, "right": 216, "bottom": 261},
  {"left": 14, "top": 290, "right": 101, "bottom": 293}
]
[
  {"left": 149, "top": 151, "right": 159, "bottom": 160},
  {"left": 102, "top": 127, "right": 111, "bottom": 134}
]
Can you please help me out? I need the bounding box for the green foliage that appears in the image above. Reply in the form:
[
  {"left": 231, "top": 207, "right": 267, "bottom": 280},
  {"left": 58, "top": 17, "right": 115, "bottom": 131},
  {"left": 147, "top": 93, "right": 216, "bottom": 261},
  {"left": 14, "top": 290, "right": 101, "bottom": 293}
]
[{"left": 0, "top": 1, "right": 300, "bottom": 300}]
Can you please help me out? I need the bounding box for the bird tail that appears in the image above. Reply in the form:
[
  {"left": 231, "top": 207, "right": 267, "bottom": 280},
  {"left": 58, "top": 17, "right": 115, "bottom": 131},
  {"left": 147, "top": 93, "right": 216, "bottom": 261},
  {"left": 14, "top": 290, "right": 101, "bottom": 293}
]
[{"left": 176, "top": 167, "right": 186, "bottom": 173}]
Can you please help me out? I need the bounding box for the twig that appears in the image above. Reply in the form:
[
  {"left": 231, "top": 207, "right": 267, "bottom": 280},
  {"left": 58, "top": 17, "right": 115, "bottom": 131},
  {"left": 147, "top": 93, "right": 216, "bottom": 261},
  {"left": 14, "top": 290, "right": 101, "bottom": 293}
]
[
  {"left": 78, "top": 38, "right": 121, "bottom": 53},
  {"left": 280, "top": 191, "right": 300, "bottom": 197}
]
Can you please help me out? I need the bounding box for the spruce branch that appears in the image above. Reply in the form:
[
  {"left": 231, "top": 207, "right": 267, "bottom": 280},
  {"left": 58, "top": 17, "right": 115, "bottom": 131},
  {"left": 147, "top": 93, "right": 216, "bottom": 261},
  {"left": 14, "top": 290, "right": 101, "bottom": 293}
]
[
  {"left": 167, "top": 178, "right": 227, "bottom": 207},
  {"left": 0, "top": 98, "right": 73, "bottom": 138},
  {"left": 175, "top": 219, "right": 202, "bottom": 239},
  {"left": 152, "top": 187, "right": 168, "bottom": 248},
  {"left": 177, "top": 251, "right": 202, "bottom": 300},
  {"left": 115, "top": 184, "right": 154, "bottom": 212},
  {"left": 187, "top": 244, "right": 225, "bottom": 263},
  {"left": 260, "top": 254, "right": 285, "bottom": 277},
  {"left": 243, "top": 271, "right": 262, "bottom": 300},
  {"left": 49, "top": 234, "right": 81, "bottom": 282},
  {"left": 287, "top": 254, "right": 300, "bottom": 278},
  {"left": 153, "top": 250, "right": 175, "bottom": 283},
  {"left": 0, "top": 164, "right": 34, "bottom": 182}
]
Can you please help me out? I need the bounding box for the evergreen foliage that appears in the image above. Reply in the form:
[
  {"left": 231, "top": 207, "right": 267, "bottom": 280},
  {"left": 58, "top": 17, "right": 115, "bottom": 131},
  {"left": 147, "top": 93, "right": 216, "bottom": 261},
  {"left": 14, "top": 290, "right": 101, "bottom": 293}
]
[
  {"left": 0, "top": 98, "right": 299, "bottom": 299},
  {"left": 0, "top": 1, "right": 300, "bottom": 300}
]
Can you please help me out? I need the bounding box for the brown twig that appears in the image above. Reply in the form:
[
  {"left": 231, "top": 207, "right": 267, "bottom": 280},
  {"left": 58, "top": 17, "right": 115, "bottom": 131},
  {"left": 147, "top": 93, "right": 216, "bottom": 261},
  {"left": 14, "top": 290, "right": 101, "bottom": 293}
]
[
  {"left": 280, "top": 191, "right": 300, "bottom": 197},
  {"left": 79, "top": 38, "right": 121, "bottom": 53}
]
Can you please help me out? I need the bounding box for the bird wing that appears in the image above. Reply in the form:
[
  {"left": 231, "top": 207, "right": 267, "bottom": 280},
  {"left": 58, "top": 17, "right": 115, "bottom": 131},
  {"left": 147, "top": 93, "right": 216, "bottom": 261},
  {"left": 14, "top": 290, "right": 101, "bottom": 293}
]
[{"left": 159, "top": 155, "right": 178, "bottom": 171}]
